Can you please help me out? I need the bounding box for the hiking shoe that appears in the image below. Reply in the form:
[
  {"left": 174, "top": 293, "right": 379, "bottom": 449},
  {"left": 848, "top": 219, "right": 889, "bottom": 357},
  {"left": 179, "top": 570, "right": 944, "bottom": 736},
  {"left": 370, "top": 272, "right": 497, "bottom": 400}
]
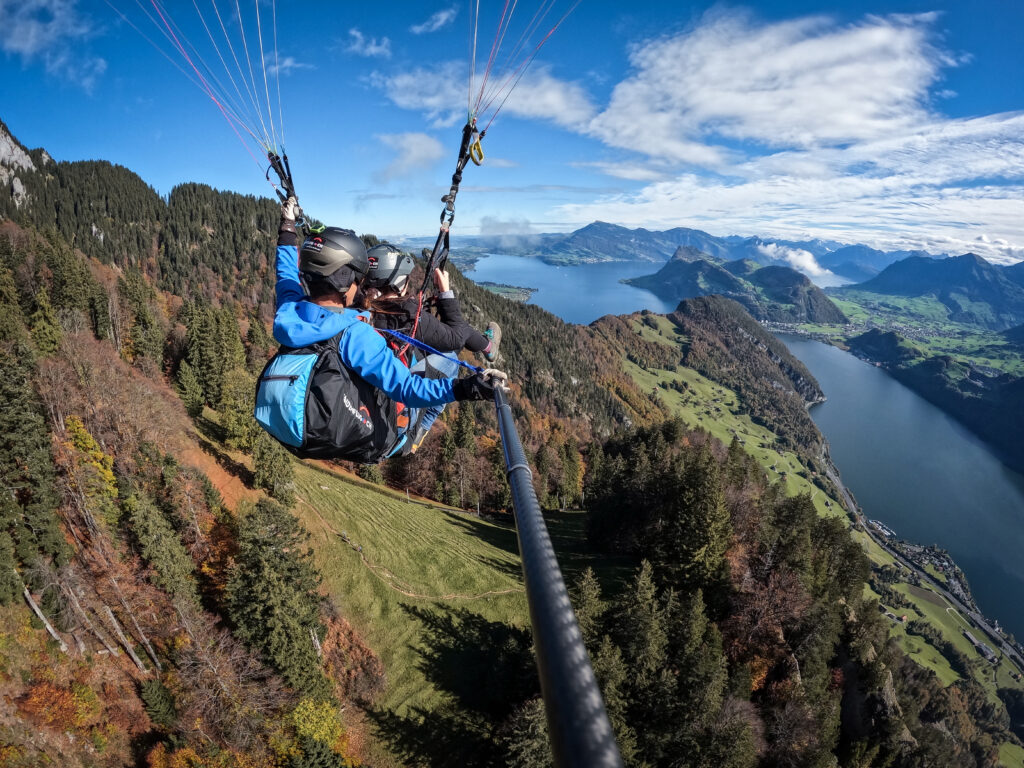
[{"left": 483, "top": 322, "right": 502, "bottom": 363}]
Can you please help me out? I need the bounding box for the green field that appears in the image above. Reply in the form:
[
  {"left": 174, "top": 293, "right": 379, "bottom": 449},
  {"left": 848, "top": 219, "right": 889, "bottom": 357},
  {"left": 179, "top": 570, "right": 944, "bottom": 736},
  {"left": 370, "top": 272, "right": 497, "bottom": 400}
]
[
  {"left": 1001, "top": 741, "right": 1024, "bottom": 768},
  {"left": 290, "top": 463, "right": 634, "bottom": 719},
  {"left": 808, "top": 295, "right": 1024, "bottom": 376},
  {"left": 292, "top": 463, "right": 528, "bottom": 714}
]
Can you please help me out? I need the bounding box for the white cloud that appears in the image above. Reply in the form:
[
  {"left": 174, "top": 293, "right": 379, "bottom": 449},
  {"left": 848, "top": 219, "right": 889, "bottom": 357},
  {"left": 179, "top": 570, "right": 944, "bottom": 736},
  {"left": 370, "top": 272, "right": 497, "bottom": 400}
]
[
  {"left": 371, "top": 62, "right": 596, "bottom": 130},
  {"left": 375, "top": 132, "right": 444, "bottom": 181},
  {"left": 411, "top": 8, "right": 458, "bottom": 35},
  {"left": 757, "top": 243, "right": 836, "bottom": 279},
  {"left": 368, "top": 64, "right": 465, "bottom": 127},
  {"left": 346, "top": 28, "right": 391, "bottom": 59},
  {"left": 547, "top": 11, "right": 1024, "bottom": 263},
  {"left": 0, "top": 0, "right": 106, "bottom": 90},
  {"left": 266, "top": 55, "right": 314, "bottom": 76},
  {"left": 573, "top": 161, "right": 667, "bottom": 182},
  {"left": 489, "top": 66, "right": 597, "bottom": 130},
  {"left": 589, "top": 10, "right": 950, "bottom": 162}
]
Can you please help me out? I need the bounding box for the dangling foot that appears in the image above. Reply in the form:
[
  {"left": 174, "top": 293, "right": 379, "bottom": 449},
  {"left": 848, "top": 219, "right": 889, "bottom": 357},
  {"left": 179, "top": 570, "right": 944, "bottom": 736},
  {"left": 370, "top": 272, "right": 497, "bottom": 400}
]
[{"left": 483, "top": 322, "right": 502, "bottom": 363}]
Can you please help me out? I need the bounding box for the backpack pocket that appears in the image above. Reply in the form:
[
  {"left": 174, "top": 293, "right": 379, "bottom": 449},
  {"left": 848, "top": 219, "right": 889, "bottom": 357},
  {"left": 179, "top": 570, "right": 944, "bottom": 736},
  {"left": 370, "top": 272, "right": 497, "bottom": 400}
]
[{"left": 254, "top": 353, "right": 318, "bottom": 447}]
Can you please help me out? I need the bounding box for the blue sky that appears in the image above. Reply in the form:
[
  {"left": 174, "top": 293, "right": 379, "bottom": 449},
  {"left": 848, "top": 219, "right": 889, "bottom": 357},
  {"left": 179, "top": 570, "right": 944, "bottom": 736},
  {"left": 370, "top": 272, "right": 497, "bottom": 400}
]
[{"left": 1, "top": 0, "right": 1023, "bottom": 265}]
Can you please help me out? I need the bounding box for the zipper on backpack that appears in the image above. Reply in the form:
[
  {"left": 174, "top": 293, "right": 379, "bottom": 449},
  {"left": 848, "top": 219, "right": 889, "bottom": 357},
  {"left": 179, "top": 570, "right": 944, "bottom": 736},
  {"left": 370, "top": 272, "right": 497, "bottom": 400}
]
[{"left": 261, "top": 374, "right": 299, "bottom": 385}]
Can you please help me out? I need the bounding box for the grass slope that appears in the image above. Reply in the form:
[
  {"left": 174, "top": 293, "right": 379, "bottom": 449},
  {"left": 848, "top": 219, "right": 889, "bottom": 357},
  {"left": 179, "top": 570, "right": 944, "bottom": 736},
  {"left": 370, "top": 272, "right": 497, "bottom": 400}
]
[{"left": 291, "top": 463, "right": 527, "bottom": 714}]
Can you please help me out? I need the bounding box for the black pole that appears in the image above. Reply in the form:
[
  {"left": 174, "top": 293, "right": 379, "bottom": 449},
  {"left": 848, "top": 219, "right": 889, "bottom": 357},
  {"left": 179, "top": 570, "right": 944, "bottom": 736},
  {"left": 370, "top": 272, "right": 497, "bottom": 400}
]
[{"left": 493, "top": 388, "right": 624, "bottom": 768}]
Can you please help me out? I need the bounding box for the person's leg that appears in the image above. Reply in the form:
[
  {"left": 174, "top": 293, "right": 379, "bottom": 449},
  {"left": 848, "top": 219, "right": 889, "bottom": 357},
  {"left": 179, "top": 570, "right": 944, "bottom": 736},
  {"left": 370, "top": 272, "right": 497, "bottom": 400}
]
[{"left": 403, "top": 354, "right": 460, "bottom": 453}]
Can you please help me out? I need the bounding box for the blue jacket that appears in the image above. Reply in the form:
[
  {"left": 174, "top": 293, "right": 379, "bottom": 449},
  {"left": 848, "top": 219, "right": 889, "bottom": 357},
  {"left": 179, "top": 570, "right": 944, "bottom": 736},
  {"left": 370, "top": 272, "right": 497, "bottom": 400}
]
[{"left": 273, "top": 243, "right": 456, "bottom": 408}]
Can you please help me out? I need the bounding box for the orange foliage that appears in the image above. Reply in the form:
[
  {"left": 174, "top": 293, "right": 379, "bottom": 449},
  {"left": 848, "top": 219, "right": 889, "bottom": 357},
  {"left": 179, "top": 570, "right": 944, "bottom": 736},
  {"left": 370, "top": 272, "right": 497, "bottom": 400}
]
[
  {"left": 0, "top": 743, "right": 24, "bottom": 767},
  {"left": 147, "top": 744, "right": 276, "bottom": 768},
  {"left": 321, "top": 616, "right": 385, "bottom": 706},
  {"left": 20, "top": 681, "right": 80, "bottom": 729},
  {"left": 749, "top": 656, "right": 772, "bottom": 693}
]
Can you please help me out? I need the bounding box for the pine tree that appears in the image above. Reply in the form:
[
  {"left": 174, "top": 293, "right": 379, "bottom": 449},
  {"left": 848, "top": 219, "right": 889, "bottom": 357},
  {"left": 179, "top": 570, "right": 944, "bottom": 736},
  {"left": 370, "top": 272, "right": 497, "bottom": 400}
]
[
  {"left": 246, "top": 312, "right": 274, "bottom": 372},
  {"left": 217, "top": 306, "right": 247, "bottom": 373},
  {"left": 357, "top": 463, "right": 384, "bottom": 485},
  {"left": 219, "top": 366, "right": 257, "bottom": 450},
  {"left": 253, "top": 430, "right": 296, "bottom": 505},
  {"left": 177, "top": 359, "right": 205, "bottom": 418},
  {"left": 612, "top": 560, "right": 667, "bottom": 688},
  {"left": 226, "top": 499, "right": 328, "bottom": 696},
  {"left": 590, "top": 635, "right": 639, "bottom": 765},
  {"left": 452, "top": 402, "right": 476, "bottom": 451},
  {"left": 0, "top": 532, "right": 21, "bottom": 604},
  {"left": 286, "top": 736, "right": 347, "bottom": 768},
  {"left": 657, "top": 444, "right": 732, "bottom": 599},
  {"left": 561, "top": 436, "right": 583, "bottom": 508},
  {"left": 0, "top": 263, "right": 30, "bottom": 346},
  {"left": 570, "top": 567, "right": 605, "bottom": 646},
  {"left": 140, "top": 679, "right": 178, "bottom": 729},
  {"left": 0, "top": 351, "right": 68, "bottom": 568},
  {"left": 499, "top": 698, "right": 552, "bottom": 768},
  {"left": 125, "top": 493, "right": 198, "bottom": 604},
  {"left": 29, "top": 286, "right": 62, "bottom": 355}
]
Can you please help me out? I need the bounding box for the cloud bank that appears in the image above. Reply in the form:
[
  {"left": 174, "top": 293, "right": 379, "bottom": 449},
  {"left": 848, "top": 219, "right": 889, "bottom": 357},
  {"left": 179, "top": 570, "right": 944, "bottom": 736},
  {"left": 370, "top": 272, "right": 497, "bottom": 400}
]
[{"left": 370, "top": 9, "right": 1024, "bottom": 261}]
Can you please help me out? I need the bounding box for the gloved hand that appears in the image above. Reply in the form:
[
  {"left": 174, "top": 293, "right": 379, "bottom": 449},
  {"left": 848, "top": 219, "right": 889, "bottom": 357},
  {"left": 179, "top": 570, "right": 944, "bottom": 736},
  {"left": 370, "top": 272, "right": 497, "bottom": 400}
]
[
  {"left": 279, "top": 196, "right": 299, "bottom": 235},
  {"left": 452, "top": 368, "right": 509, "bottom": 401}
]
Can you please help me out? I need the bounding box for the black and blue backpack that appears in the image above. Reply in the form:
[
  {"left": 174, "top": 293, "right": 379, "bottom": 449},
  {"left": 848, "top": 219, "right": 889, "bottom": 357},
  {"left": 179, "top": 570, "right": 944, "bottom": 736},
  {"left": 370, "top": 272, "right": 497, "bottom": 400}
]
[{"left": 254, "top": 330, "right": 402, "bottom": 463}]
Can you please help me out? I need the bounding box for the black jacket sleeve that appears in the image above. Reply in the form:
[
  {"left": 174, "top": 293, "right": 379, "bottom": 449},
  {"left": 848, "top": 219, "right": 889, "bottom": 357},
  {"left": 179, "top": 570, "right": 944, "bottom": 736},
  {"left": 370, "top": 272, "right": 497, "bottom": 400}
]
[
  {"left": 432, "top": 296, "right": 490, "bottom": 353},
  {"left": 413, "top": 298, "right": 472, "bottom": 353}
]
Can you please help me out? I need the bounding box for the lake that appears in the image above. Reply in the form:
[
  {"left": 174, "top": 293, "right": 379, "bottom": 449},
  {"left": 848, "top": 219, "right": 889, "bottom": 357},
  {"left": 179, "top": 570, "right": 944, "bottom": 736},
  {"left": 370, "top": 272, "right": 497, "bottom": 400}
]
[
  {"left": 466, "top": 253, "right": 677, "bottom": 324},
  {"left": 780, "top": 335, "right": 1024, "bottom": 639},
  {"left": 466, "top": 254, "right": 1024, "bottom": 638}
]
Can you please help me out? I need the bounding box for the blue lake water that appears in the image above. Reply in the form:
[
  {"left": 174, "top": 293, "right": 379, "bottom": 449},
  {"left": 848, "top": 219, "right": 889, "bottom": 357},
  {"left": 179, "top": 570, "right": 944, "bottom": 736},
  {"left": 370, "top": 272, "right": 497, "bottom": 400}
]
[
  {"left": 466, "top": 254, "right": 677, "bottom": 324},
  {"left": 779, "top": 335, "right": 1024, "bottom": 639}
]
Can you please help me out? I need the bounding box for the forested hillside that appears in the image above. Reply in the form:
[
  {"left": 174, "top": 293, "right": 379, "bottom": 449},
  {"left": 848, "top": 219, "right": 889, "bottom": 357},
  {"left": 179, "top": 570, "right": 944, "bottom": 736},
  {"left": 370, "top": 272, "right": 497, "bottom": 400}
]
[
  {"left": 2, "top": 120, "right": 1022, "bottom": 767},
  {"left": 626, "top": 252, "right": 848, "bottom": 324}
]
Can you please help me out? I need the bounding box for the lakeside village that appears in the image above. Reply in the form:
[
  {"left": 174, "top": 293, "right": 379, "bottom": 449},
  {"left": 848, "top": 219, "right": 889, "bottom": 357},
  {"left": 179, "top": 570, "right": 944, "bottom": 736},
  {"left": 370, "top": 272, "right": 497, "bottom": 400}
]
[{"left": 868, "top": 519, "right": 1023, "bottom": 671}]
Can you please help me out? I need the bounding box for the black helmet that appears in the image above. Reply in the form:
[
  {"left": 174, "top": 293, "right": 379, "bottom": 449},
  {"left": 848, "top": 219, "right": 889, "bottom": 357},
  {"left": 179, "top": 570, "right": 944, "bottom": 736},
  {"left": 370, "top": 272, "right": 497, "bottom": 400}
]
[
  {"left": 300, "top": 227, "right": 369, "bottom": 285},
  {"left": 366, "top": 244, "right": 415, "bottom": 293}
]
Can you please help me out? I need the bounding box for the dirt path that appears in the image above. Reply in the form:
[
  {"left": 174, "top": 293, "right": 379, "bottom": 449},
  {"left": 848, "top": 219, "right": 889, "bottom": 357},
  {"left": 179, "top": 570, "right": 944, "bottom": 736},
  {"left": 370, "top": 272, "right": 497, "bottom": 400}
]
[
  {"left": 181, "top": 442, "right": 260, "bottom": 510},
  {"left": 297, "top": 496, "right": 524, "bottom": 602}
]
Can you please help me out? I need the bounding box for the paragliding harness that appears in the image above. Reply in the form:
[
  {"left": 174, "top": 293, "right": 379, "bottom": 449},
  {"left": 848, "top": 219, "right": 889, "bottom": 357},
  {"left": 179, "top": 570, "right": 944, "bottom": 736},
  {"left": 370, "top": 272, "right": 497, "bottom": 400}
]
[{"left": 254, "top": 329, "right": 401, "bottom": 463}]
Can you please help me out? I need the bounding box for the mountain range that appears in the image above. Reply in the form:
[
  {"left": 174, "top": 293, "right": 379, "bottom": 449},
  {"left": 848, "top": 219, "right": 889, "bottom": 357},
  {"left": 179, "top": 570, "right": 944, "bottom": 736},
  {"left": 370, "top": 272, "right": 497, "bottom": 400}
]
[
  {"left": 625, "top": 248, "right": 848, "bottom": 324},
  {"left": 442, "top": 220, "right": 944, "bottom": 282},
  {"left": 832, "top": 252, "right": 1024, "bottom": 330}
]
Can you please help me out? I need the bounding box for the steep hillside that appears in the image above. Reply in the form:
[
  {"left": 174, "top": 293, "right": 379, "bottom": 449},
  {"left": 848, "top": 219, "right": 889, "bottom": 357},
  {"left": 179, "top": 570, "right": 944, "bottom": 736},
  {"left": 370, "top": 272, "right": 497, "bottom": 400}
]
[{"left": 626, "top": 255, "right": 848, "bottom": 323}]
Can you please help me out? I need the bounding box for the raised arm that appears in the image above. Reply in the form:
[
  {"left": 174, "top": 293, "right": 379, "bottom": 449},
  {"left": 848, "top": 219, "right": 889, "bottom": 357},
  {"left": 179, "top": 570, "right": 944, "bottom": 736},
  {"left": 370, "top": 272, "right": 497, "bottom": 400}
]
[{"left": 275, "top": 198, "right": 304, "bottom": 310}]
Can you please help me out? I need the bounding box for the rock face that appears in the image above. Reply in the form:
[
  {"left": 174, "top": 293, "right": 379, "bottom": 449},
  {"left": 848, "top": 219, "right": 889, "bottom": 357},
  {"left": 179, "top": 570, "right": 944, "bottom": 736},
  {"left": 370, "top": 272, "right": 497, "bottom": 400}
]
[
  {"left": 0, "top": 120, "right": 36, "bottom": 211},
  {"left": 627, "top": 256, "right": 848, "bottom": 324}
]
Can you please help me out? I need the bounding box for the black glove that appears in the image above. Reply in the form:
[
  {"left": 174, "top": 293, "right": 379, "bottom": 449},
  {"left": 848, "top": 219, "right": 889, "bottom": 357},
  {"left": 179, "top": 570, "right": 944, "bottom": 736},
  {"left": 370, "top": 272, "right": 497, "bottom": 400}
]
[{"left": 452, "top": 368, "right": 509, "bottom": 402}]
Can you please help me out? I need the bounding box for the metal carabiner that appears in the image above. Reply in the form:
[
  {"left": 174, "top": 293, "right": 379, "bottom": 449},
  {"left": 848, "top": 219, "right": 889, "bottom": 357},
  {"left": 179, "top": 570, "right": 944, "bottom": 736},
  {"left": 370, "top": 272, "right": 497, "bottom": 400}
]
[{"left": 469, "top": 131, "right": 484, "bottom": 166}]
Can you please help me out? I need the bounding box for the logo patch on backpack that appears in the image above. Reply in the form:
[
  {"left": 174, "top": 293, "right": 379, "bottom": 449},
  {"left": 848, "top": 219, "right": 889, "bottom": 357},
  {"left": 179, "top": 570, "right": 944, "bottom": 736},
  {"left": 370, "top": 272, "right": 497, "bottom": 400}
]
[{"left": 254, "top": 330, "right": 399, "bottom": 463}]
